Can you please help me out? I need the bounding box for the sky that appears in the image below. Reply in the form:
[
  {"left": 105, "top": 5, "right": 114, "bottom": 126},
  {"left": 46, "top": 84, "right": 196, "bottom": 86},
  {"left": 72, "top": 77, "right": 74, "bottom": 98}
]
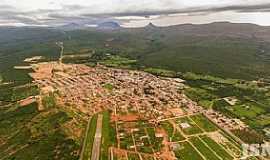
[{"left": 1, "top": 0, "right": 270, "bottom": 27}]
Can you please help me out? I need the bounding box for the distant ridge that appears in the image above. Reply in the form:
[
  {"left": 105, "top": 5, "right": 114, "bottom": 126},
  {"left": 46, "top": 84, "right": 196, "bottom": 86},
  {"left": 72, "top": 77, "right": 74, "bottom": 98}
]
[
  {"left": 97, "top": 21, "right": 121, "bottom": 30},
  {"left": 59, "top": 23, "right": 82, "bottom": 30},
  {"left": 145, "top": 22, "right": 158, "bottom": 29}
]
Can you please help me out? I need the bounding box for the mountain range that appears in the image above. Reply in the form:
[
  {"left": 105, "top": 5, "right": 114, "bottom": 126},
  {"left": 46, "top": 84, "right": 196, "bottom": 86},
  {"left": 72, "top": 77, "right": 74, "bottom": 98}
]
[{"left": 1, "top": 21, "right": 270, "bottom": 81}]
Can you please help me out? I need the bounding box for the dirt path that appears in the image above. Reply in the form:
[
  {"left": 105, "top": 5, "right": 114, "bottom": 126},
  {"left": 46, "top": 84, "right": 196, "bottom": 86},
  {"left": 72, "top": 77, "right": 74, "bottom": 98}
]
[
  {"left": 157, "top": 113, "right": 199, "bottom": 123},
  {"left": 90, "top": 114, "right": 103, "bottom": 160},
  {"left": 56, "top": 42, "right": 64, "bottom": 64}
]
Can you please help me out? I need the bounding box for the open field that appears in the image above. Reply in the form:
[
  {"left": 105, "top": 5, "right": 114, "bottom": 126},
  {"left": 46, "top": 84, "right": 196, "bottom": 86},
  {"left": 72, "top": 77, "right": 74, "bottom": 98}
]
[
  {"left": 174, "top": 117, "right": 203, "bottom": 135},
  {"left": 190, "top": 114, "right": 218, "bottom": 132},
  {"left": 183, "top": 73, "right": 270, "bottom": 141},
  {"left": 161, "top": 121, "right": 185, "bottom": 142},
  {"left": 199, "top": 135, "right": 234, "bottom": 160},
  {"left": 189, "top": 136, "right": 221, "bottom": 160},
  {"left": 173, "top": 141, "right": 204, "bottom": 160}
]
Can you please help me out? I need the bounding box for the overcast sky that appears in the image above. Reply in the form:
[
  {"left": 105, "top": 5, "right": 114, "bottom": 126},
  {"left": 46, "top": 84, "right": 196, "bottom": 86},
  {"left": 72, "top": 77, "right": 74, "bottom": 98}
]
[{"left": 1, "top": 0, "right": 270, "bottom": 27}]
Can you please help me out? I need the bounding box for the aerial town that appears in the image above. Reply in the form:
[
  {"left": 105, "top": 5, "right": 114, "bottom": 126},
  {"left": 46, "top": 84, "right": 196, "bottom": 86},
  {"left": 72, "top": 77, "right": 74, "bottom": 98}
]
[
  {"left": 2, "top": 2, "right": 270, "bottom": 158},
  {"left": 17, "top": 60, "right": 251, "bottom": 160}
]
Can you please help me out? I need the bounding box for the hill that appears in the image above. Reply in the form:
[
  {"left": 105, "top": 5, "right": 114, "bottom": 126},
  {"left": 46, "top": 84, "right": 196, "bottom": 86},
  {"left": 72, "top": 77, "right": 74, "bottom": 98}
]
[
  {"left": 1, "top": 22, "right": 270, "bottom": 159},
  {"left": 65, "top": 22, "right": 270, "bottom": 80},
  {"left": 97, "top": 21, "right": 121, "bottom": 30},
  {"left": 1, "top": 22, "right": 270, "bottom": 82}
]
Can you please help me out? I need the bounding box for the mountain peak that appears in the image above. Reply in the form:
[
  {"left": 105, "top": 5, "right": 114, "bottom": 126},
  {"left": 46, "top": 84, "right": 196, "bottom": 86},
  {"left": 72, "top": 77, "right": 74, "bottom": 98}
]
[
  {"left": 59, "top": 23, "right": 82, "bottom": 30},
  {"left": 97, "top": 21, "right": 121, "bottom": 30},
  {"left": 145, "top": 22, "right": 157, "bottom": 28}
]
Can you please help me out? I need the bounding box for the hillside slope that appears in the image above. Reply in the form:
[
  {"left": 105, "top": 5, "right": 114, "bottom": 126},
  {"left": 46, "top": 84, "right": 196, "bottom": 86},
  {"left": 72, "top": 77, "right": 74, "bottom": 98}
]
[{"left": 1, "top": 22, "right": 270, "bottom": 81}]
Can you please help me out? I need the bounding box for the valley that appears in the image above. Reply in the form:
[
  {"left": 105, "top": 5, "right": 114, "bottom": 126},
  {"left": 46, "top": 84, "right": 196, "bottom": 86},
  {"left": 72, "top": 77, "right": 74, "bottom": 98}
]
[{"left": 1, "top": 22, "right": 270, "bottom": 159}]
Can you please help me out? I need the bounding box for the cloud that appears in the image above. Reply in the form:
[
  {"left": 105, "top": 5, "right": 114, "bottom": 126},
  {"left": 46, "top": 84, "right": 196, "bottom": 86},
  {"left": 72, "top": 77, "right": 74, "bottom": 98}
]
[
  {"left": 0, "top": 4, "right": 15, "bottom": 10},
  {"left": 1, "top": 0, "right": 270, "bottom": 26},
  {"left": 187, "top": 3, "right": 270, "bottom": 14}
]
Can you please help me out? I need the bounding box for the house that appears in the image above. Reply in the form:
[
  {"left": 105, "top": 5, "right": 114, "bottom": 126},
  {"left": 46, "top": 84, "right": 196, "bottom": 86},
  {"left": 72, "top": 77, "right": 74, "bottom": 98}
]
[{"left": 180, "top": 123, "right": 191, "bottom": 129}]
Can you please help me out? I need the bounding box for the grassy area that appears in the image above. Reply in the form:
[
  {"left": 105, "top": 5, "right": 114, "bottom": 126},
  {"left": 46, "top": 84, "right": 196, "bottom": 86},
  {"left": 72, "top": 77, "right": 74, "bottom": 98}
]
[
  {"left": 42, "top": 93, "right": 57, "bottom": 110},
  {"left": 119, "top": 134, "right": 134, "bottom": 150},
  {"left": 81, "top": 114, "right": 98, "bottom": 160},
  {"left": 232, "top": 129, "right": 264, "bottom": 144},
  {"left": 146, "top": 127, "right": 163, "bottom": 152},
  {"left": 0, "top": 84, "right": 39, "bottom": 102},
  {"left": 132, "top": 122, "right": 153, "bottom": 154},
  {"left": 175, "top": 117, "right": 203, "bottom": 135},
  {"left": 103, "top": 83, "right": 114, "bottom": 91},
  {"left": 190, "top": 114, "right": 217, "bottom": 132},
  {"left": 142, "top": 155, "right": 155, "bottom": 160},
  {"left": 161, "top": 121, "right": 185, "bottom": 142},
  {"left": 200, "top": 135, "right": 234, "bottom": 160},
  {"left": 184, "top": 74, "right": 270, "bottom": 136},
  {"left": 127, "top": 152, "right": 140, "bottom": 160},
  {"left": 232, "top": 103, "right": 265, "bottom": 119},
  {"left": 62, "top": 53, "right": 92, "bottom": 64},
  {"left": 143, "top": 68, "right": 177, "bottom": 77},
  {"left": 254, "top": 114, "right": 270, "bottom": 127},
  {"left": 117, "top": 122, "right": 134, "bottom": 150},
  {"left": 100, "top": 55, "right": 137, "bottom": 69},
  {"left": 100, "top": 111, "right": 117, "bottom": 160},
  {"left": 174, "top": 141, "right": 204, "bottom": 160},
  {"left": 189, "top": 137, "right": 220, "bottom": 160},
  {"left": 0, "top": 103, "right": 39, "bottom": 137}
]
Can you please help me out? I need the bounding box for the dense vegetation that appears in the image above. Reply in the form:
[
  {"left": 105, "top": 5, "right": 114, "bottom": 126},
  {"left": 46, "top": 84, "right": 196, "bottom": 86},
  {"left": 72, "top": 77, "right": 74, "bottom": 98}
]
[
  {"left": 2, "top": 23, "right": 270, "bottom": 83},
  {"left": 0, "top": 102, "right": 81, "bottom": 160},
  {"left": 183, "top": 72, "right": 270, "bottom": 142}
]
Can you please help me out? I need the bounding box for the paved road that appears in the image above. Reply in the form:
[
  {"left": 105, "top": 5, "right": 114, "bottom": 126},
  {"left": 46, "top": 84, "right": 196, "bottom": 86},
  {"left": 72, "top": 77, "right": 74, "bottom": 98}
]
[{"left": 90, "top": 114, "right": 103, "bottom": 160}]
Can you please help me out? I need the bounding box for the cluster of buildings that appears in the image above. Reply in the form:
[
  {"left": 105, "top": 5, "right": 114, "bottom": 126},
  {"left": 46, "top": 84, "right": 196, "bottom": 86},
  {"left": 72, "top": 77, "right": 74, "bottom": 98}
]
[
  {"left": 26, "top": 61, "right": 253, "bottom": 160},
  {"left": 29, "top": 61, "right": 247, "bottom": 132},
  {"left": 204, "top": 110, "right": 247, "bottom": 130},
  {"left": 30, "top": 62, "right": 190, "bottom": 118}
]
